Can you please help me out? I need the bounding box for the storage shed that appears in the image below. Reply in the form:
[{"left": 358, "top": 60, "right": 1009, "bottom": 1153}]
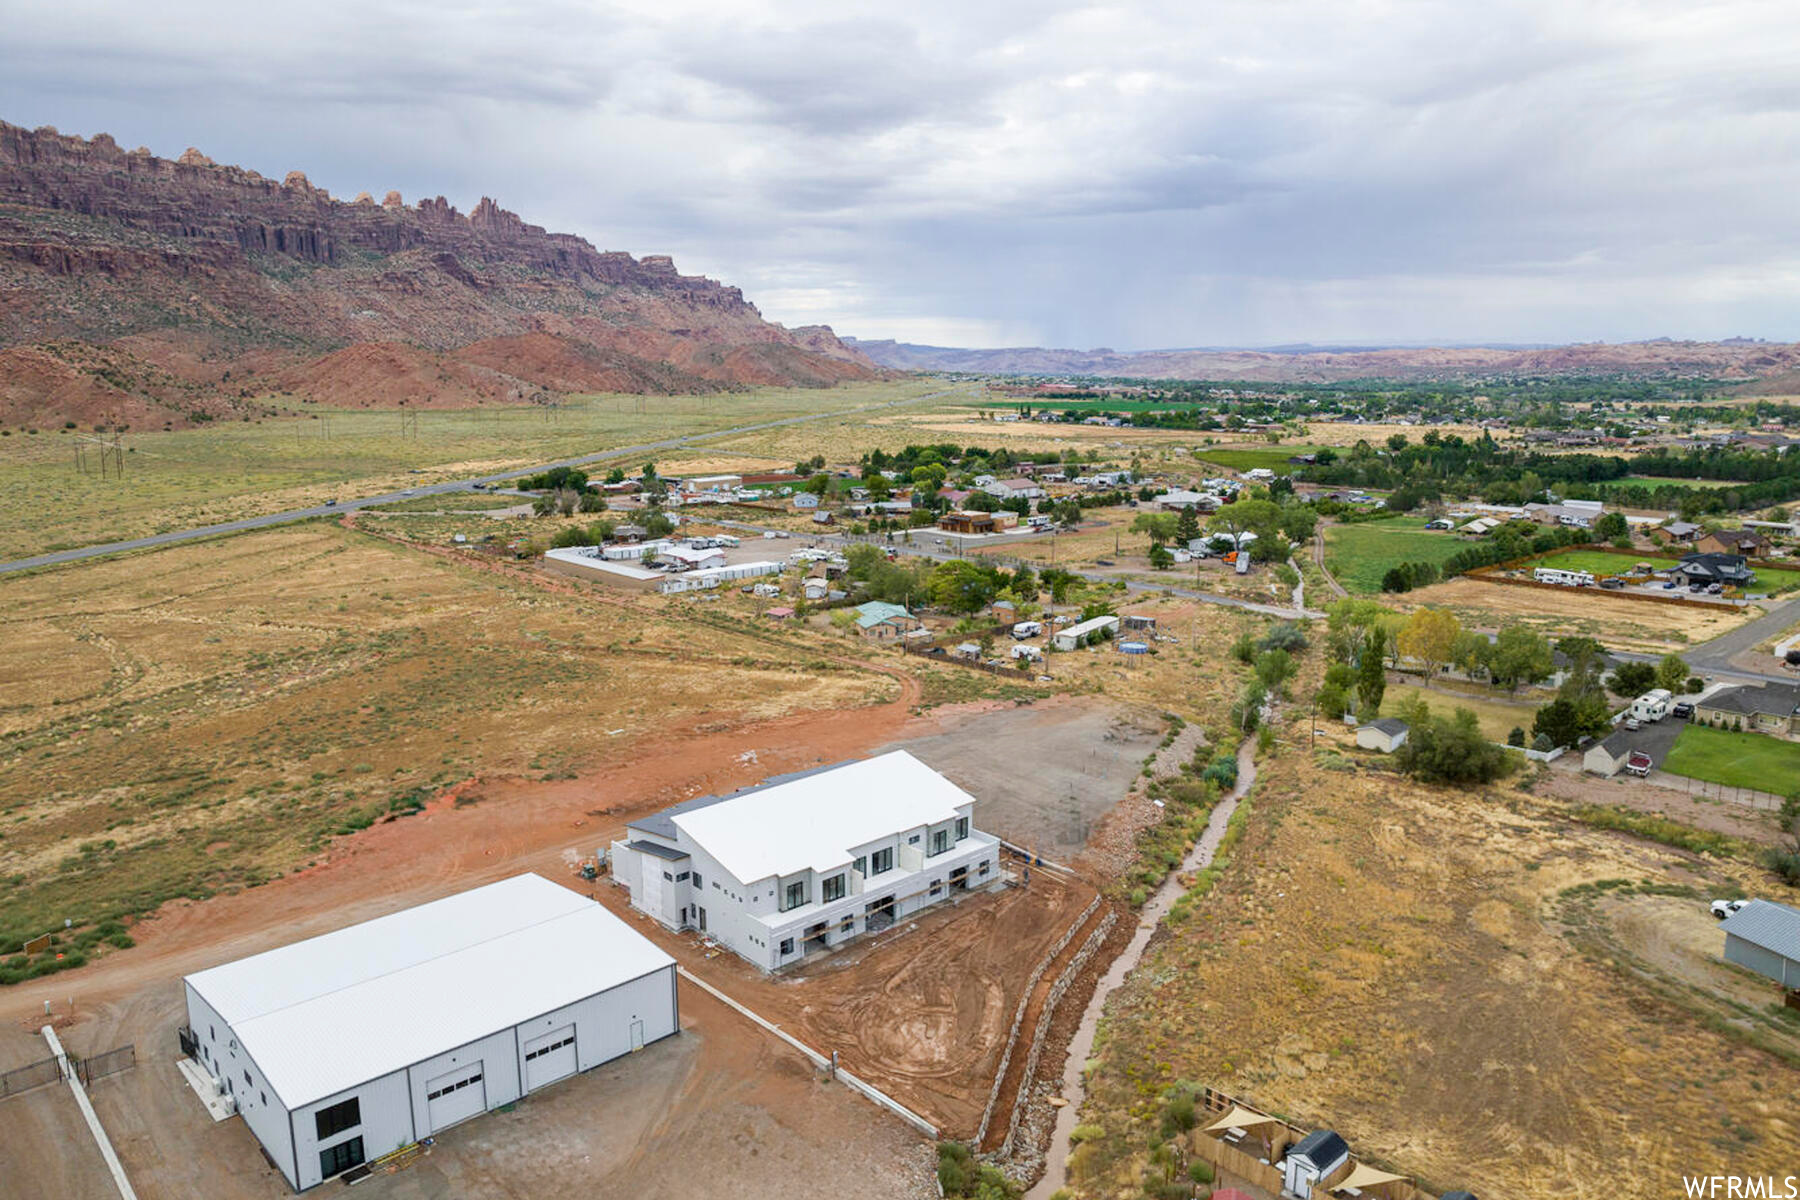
[
  {"left": 1354, "top": 718, "right": 1409, "bottom": 754},
  {"left": 1582, "top": 729, "right": 1634, "bottom": 777},
  {"left": 1052, "top": 615, "right": 1120, "bottom": 650},
  {"left": 1720, "top": 899, "right": 1800, "bottom": 995},
  {"left": 181, "top": 875, "right": 677, "bottom": 1191},
  {"left": 1283, "top": 1129, "right": 1350, "bottom": 1198}
]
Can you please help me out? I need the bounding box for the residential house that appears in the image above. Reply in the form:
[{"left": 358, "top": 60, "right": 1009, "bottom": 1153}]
[
  {"left": 1052, "top": 615, "right": 1119, "bottom": 650},
  {"left": 1696, "top": 529, "right": 1772, "bottom": 558},
  {"left": 1692, "top": 682, "right": 1800, "bottom": 738},
  {"left": 1651, "top": 520, "right": 1702, "bottom": 545},
  {"left": 1677, "top": 552, "right": 1754, "bottom": 586},
  {"left": 608, "top": 752, "right": 1003, "bottom": 971},
  {"left": 983, "top": 477, "right": 1045, "bottom": 501},
  {"left": 1154, "top": 489, "right": 1219, "bottom": 512},
  {"left": 792, "top": 492, "right": 821, "bottom": 510},
  {"left": 854, "top": 601, "right": 922, "bottom": 639}
]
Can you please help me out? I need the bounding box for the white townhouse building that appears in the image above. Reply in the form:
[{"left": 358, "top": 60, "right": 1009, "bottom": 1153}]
[{"left": 608, "top": 751, "right": 1003, "bottom": 971}]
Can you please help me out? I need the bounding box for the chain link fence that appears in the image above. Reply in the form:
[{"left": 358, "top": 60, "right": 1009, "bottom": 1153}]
[
  {"left": 0, "top": 1056, "right": 63, "bottom": 1099},
  {"left": 1651, "top": 770, "right": 1785, "bottom": 812},
  {"left": 74, "top": 1043, "right": 135, "bottom": 1086}
]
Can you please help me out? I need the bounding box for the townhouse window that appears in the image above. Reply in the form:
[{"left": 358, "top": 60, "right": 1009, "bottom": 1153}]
[
  {"left": 675, "top": 871, "right": 690, "bottom": 882},
  {"left": 779, "top": 938, "right": 795, "bottom": 955},
  {"left": 663, "top": 871, "right": 674, "bottom": 881},
  {"left": 821, "top": 874, "right": 846, "bottom": 903},
  {"left": 956, "top": 817, "right": 969, "bottom": 841},
  {"left": 853, "top": 856, "right": 867, "bottom": 876},
  {"left": 869, "top": 848, "right": 893, "bottom": 875},
  {"left": 782, "top": 880, "right": 807, "bottom": 912},
  {"left": 931, "top": 829, "right": 949, "bottom": 856},
  {"left": 692, "top": 872, "right": 702, "bottom": 889}
]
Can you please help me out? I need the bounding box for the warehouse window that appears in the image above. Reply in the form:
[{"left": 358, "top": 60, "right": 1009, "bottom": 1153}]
[
  {"left": 525, "top": 1035, "right": 575, "bottom": 1061},
  {"left": 319, "top": 1137, "right": 365, "bottom": 1180},
  {"left": 244, "top": 1070, "right": 253, "bottom": 1087},
  {"left": 315, "top": 1097, "right": 361, "bottom": 1140},
  {"left": 426, "top": 1071, "right": 482, "bottom": 1101}
]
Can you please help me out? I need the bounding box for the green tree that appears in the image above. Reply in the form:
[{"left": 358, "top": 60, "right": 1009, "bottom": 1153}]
[
  {"left": 1606, "top": 661, "right": 1658, "bottom": 697},
  {"left": 643, "top": 512, "right": 675, "bottom": 538},
  {"left": 1148, "top": 542, "right": 1174, "bottom": 570},
  {"left": 1489, "top": 625, "right": 1554, "bottom": 692},
  {"left": 1655, "top": 652, "right": 1690, "bottom": 693},
  {"left": 1397, "top": 706, "right": 1510, "bottom": 784},
  {"left": 1357, "top": 625, "right": 1388, "bottom": 716},
  {"left": 927, "top": 560, "right": 1004, "bottom": 613},
  {"left": 1130, "top": 511, "right": 1179, "bottom": 544},
  {"left": 1593, "top": 512, "right": 1629, "bottom": 541}
]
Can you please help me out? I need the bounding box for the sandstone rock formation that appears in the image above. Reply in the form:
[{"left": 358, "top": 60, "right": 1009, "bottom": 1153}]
[{"left": 0, "top": 120, "right": 875, "bottom": 428}]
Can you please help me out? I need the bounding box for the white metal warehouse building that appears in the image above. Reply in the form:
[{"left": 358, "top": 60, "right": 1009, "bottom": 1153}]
[{"left": 182, "top": 874, "right": 678, "bottom": 1191}]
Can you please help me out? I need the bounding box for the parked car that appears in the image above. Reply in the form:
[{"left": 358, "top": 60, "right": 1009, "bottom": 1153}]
[
  {"left": 1094, "top": 558, "right": 1115, "bottom": 566},
  {"left": 1705, "top": 582, "right": 1724, "bottom": 594},
  {"left": 1672, "top": 701, "right": 1694, "bottom": 719},
  {"left": 1624, "top": 750, "right": 1653, "bottom": 777},
  {"left": 1623, "top": 716, "right": 1642, "bottom": 731},
  {"left": 1711, "top": 899, "right": 1749, "bottom": 920},
  {"left": 324, "top": 499, "right": 336, "bottom": 507},
  {"left": 1663, "top": 580, "right": 1680, "bottom": 590},
  {"left": 1599, "top": 577, "right": 1625, "bottom": 589}
]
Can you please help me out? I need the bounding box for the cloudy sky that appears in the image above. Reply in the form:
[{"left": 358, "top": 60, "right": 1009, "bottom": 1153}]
[{"left": 4, "top": 0, "right": 1799, "bottom": 349}]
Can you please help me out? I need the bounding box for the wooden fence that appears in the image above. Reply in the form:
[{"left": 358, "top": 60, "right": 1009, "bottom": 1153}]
[
  {"left": 1189, "top": 1086, "right": 1438, "bottom": 1200},
  {"left": 899, "top": 636, "right": 1052, "bottom": 680}
]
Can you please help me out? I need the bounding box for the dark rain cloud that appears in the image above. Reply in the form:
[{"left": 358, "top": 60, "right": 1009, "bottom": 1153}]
[{"left": 2, "top": 0, "right": 1798, "bottom": 347}]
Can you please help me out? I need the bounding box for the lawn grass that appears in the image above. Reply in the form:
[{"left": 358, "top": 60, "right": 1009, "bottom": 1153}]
[
  {"left": 1323, "top": 520, "right": 1470, "bottom": 594},
  {"left": 1661, "top": 723, "right": 1800, "bottom": 793},
  {"left": 1531, "top": 548, "right": 1800, "bottom": 595}
]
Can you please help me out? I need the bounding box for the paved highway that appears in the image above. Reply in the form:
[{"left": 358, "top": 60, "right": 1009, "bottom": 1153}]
[{"left": 0, "top": 387, "right": 971, "bottom": 577}]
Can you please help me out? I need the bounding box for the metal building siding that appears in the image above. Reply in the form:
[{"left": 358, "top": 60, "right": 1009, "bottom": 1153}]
[
  {"left": 1725, "top": 934, "right": 1795, "bottom": 988},
  {"left": 186, "top": 983, "right": 301, "bottom": 1190},
  {"left": 405, "top": 1026, "right": 524, "bottom": 1138},
  {"left": 291, "top": 1072, "right": 415, "bottom": 1190}
]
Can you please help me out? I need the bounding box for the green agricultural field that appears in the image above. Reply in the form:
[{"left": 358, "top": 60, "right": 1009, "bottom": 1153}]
[
  {"left": 0, "top": 379, "right": 950, "bottom": 560},
  {"left": 1323, "top": 520, "right": 1470, "bottom": 594},
  {"left": 1661, "top": 723, "right": 1800, "bottom": 792},
  {"left": 1531, "top": 548, "right": 1800, "bottom": 595}
]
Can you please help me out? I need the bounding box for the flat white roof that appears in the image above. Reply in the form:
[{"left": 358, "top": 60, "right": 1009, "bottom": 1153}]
[
  {"left": 185, "top": 875, "right": 673, "bottom": 1109},
  {"left": 544, "top": 547, "right": 660, "bottom": 581},
  {"left": 1057, "top": 615, "right": 1121, "bottom": 638},
  {"left": 672, "top": 751, "right": 973, "bottom": 883}
]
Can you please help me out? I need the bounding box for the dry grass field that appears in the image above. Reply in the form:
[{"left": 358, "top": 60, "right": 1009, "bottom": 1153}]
[
  {"left": 1394, "top": 575, "right": 1757, "bottom": 651},
  {"left": 0, "top": 521, "right": 897, "bottom": 955},
  {"left": 1068, "top": 712, "right": 1800, "bottom": 1200},
  {"left": 0, "top": 380, "right": 948, "bottom": 559}
]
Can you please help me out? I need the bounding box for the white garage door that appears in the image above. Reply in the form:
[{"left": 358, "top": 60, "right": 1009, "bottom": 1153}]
[
  {"left": 424, "top": 1064, "right": 486, "bottom": 1132},
  {"left": 523, "top": 1025, "right": 577, "bottom": 1091}
]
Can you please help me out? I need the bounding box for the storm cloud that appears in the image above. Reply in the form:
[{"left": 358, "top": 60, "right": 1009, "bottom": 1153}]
[{"left": 3, "top": 0, "right": 1797, "bottom": 348}]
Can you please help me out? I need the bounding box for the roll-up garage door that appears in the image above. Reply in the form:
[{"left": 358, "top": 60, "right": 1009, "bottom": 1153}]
[
  {"left": 424, "top": 1063, "right": 486, "bottom": 1132},
  {"left": 523, "top": 1025, "right": 578, "bottom": 1091}
]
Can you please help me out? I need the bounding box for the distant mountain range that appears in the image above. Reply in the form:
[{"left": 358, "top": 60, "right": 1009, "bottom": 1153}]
[
  {"left": 0, "top": 120, "right": 876, "bottom": 429},
  {"left": 842, "top": 337, "right": 1800, "bottom": 384}
]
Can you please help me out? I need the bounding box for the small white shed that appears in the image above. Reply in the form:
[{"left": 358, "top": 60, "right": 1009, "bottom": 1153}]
[
  {"left": 1354, "top": 718, "right": 1409, "bottom": 754},
  {"left": 1282, "top": 1129, "right": 1350, "bottom": 1198}
]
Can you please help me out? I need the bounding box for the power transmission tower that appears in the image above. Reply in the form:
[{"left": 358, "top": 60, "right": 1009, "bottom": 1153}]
[{"left": 399, "top": 407, "right": 419, "bottom": 439}]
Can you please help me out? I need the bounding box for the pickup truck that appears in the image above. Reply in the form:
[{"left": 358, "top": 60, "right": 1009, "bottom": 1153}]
[
  {"left": 1711, "top": 898, "right": 1748, "bottom": 920},
  {"left": 1624, "top": 750, "right": 1652, "bottom": 777}
]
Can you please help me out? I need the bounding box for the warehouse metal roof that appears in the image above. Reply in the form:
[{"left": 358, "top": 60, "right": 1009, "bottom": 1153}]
[
  {"left": 1721, "top": 898, "right": 1800, "bottom": 964},
  {"left": 671, "top": 750, "right": 974, "bottom": 883},
  {"left": 184, "top": 874, "right": 674, "bottom": 1109}
]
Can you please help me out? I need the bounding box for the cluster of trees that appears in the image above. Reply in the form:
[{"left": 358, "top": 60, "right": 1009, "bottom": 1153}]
[
  {"left": 1300, "top": 434, "right": 1800, "bottom": 517},
  {"left": 1380, "top": 561, "right": 1441, "bottom": 592},
  {"left": 1393, "top": 697, "right": 1512, "bottom": 784},
  {"left": 1438, "top": 523, "right": 1588, "bottom": 577},
  {"left": 841, "top": 544, "right": 1046, "bottom": 616},
  {"left": 1229, "top": 621, "right": 1308, "bottom": 732}
]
